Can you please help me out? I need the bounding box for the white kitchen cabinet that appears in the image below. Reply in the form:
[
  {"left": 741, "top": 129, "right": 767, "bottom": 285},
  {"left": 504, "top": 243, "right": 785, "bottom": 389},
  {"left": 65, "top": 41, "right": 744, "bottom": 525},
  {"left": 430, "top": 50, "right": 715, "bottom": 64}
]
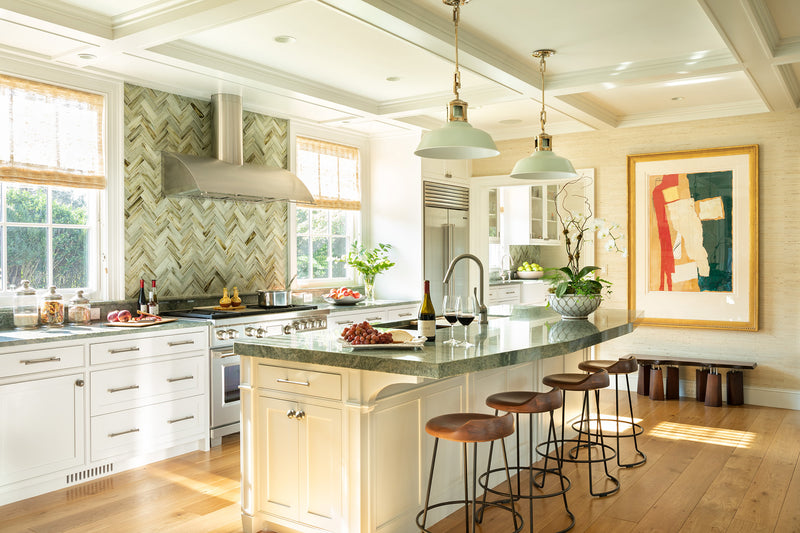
[
  {"left": 503, "top": 183, "right": 560, "bottom": 246},
  {"left": 421, "top": 157, "right": 470, "bottom": 183},
  {"left": 488, "top": 187, "right": 500, "bottom": 244},
  {"left": 530, "top": 184, "right": 560, "bottom": 242},
  {"left": 255, "top": 388, "right": 343, "bottom": 531},
  {"left": 520, "top": 281, "right": 549, "bottom": 306},
  {"left": 487, "top": 284, "right": 520, "bottom": 305},
  {"left": 0, "top": 372, "right": 85, "bottom": 487}
]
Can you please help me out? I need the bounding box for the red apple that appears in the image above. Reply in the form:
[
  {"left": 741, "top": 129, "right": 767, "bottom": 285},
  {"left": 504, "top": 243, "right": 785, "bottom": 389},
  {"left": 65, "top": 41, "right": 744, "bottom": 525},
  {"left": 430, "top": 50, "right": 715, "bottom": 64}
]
[
  {"left": 117, "top": 310, "right": 132, "bottom": 322},
  {"left": 107, "top": 310, "right": 119, "bottom": 322}
]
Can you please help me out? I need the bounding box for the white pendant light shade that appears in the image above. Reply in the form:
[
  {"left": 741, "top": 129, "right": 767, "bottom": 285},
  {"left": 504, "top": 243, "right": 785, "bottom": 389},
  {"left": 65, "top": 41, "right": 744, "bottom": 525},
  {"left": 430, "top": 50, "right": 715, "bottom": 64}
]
[
  {"left": 511, "top": 140, "right": 577, "bottom": 180},
  {"left": 415, "top": 120, "right": 499, "bottom": 159}
]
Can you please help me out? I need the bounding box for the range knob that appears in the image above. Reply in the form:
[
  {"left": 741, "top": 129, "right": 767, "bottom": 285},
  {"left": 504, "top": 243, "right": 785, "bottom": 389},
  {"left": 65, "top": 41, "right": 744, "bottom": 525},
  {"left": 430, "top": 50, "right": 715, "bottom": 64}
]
[
  {"left": 215, "top": 329, "right": 227, "bottom": 340},
  {"left": 283, "top": 324, "right": 294, "bottom": 335},
  {"left": 244, "top": 326, "right": 256, "bottom": 337},
  {"left": 256, "top": 327, "right": 266, "bottom": 338},
  {"left": 226, "top": 329, "right": 238, "bottom": 339}
]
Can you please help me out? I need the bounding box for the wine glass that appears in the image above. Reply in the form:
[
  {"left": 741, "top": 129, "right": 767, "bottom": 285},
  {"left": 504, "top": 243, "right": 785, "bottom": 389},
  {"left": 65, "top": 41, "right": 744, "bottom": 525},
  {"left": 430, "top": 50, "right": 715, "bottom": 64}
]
[
  {"left": 456, "top": 294, "right": 477, "bottom": 348},
  {"left": 442, "top": 294, "right": 460, "bottom": 345}
]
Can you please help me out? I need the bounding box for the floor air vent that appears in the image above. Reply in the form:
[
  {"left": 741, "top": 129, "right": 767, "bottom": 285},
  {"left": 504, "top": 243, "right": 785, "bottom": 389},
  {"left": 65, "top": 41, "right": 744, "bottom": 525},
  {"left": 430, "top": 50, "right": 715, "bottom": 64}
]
[{"left": 66, "top": 463, "right": 114, "bottom": 485}]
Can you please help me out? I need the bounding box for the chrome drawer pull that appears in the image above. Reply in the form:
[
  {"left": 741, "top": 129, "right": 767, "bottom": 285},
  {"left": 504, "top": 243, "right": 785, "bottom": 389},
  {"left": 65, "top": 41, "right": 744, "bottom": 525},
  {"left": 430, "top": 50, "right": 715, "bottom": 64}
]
[
  {"left": 167, "top": 415, "right": 195, "bottom": 424},
  {"left": 109, "top": 428, "right": 140, "bottom": 438},
  {"left": 168, "top": 340, "right": 195, "bottom": 347},
  {"left": 108, "top": 385, "right": 139, "bottom": 393},
  {"left": 108, "top": 347, "right": 140, "bottom": 354},
  {"left": 365, "top": 316, "right": 383, "bottom": 321},
  {"left": 276, "top": 378, "right": 310, "bottom": 387},
  {"left": 335, "top": 320, "right": 355, "bottom": 325},
  {"left": 167, "top": 375, "right": 194, "bottom": 383},
  {"left": 398, "top": 312, "right": 413, "bottom": 317},
  {"left": 219, "top": 352, "right": 237, "bottom": 359},
  {"left": 20, "top": 356, "right": 61, "bottom": 365}
]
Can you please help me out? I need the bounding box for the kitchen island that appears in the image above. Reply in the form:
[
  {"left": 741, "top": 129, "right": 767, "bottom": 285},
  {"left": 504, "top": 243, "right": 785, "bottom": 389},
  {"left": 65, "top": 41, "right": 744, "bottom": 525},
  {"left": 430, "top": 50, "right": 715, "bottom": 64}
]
[{"left": 235, "top": 307, "right": 638, "bottom": 533}]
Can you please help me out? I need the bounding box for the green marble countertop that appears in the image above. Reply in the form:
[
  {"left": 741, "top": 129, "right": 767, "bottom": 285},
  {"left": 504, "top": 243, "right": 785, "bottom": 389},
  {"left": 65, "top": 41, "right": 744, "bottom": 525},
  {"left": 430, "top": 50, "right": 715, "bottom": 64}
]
[
  {"left": 316, "top": 299, "right": 419, "bottom": 313},
  {"left": 0, "top": 320, "right": 206, "bottom": 349},
  {"left": 235, "top": 306, "right": 639, "bottom": 379}
]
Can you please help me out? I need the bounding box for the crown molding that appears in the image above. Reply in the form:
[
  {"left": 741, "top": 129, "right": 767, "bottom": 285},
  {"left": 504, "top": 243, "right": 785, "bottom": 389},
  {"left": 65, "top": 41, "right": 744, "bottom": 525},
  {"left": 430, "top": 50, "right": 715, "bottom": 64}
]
[{"left": 0, "top": 0, "right": 111, "bottom": 40}]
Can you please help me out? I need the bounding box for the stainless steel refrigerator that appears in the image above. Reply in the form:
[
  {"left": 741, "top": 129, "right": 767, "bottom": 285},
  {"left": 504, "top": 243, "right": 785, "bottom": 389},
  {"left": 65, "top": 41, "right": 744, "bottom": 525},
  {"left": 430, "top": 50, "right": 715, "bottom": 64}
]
[{"left": 423, "top": 181, "right": 470, "bottom": 310}]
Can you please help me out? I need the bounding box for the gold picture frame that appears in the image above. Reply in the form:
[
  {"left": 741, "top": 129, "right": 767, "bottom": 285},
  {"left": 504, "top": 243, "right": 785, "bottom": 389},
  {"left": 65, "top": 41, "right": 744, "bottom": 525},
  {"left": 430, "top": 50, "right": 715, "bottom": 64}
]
[{"left": 627, "top": 145, "right": 758, "bottom": 330}]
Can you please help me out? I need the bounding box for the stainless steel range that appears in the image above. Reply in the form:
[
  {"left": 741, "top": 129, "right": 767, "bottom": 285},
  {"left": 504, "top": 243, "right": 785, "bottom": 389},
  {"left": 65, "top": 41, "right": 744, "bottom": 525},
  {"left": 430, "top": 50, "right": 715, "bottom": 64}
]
[{"left": 162, "top": 305, "right": 329, "bottom": 446}]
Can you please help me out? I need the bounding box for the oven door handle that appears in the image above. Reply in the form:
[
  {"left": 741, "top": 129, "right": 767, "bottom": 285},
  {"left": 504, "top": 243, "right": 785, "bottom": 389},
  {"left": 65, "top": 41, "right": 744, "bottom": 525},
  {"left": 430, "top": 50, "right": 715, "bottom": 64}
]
[{"left": 216, "top": 352, "right": 237, "bottom": 359}]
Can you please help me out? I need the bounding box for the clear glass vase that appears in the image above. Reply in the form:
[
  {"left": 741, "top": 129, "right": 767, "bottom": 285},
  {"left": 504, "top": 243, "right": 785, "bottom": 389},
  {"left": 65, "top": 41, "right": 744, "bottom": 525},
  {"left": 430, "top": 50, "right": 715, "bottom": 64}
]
[{"left": 364, "top": 274, "right": 376, "bottom": 302}]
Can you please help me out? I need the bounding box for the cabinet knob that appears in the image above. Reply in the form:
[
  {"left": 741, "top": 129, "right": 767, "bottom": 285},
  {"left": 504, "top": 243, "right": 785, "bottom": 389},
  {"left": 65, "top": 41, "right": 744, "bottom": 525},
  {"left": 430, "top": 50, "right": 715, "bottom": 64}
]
[
  {"left": 75, "top": 379, "right": 85, "bottom": 387},
  {"left": 294, "top": 410, "right": 306, "bottom": 421},
  {"left": 286, "top": 409, "right": 297, "bottom": 419}
]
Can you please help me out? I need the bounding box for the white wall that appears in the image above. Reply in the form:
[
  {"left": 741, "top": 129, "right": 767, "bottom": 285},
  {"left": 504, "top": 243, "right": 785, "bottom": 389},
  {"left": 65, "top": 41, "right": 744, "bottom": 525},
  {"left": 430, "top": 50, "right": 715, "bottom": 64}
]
[{"left": 369, "top": 134, "right": 423, "bottom": 300}]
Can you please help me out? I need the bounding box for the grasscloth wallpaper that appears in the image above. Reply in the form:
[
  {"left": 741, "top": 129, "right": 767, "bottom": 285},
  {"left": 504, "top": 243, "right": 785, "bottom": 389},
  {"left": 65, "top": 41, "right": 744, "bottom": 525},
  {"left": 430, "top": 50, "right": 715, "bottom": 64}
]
[
  {"left": 124, "top": 84, "right": 289, "bottom": 298},
  {"left": 474, "top": 109, "right": 800, "bottom": 400}
]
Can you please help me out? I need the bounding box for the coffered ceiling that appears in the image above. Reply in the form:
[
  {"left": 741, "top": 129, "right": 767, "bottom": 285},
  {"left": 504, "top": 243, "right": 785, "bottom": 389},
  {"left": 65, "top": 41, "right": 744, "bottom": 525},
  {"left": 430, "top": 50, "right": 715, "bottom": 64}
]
[{"left": 0, "top": 0, "right": 798, "bottom": 139}]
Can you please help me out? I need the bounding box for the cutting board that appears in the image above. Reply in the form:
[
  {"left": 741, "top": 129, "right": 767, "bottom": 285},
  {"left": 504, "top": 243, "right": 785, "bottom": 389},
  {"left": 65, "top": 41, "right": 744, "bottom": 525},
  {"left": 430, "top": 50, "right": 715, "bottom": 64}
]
[{"left": 103, "top": 317, "right": 178, "bottom": 327}]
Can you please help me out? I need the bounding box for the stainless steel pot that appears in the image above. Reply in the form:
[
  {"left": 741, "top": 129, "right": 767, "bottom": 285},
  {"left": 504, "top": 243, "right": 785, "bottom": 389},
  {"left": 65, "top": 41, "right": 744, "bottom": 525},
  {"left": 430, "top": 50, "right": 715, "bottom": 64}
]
[{"left": 258, "top": 289, "right": 290, "bottom": 307}]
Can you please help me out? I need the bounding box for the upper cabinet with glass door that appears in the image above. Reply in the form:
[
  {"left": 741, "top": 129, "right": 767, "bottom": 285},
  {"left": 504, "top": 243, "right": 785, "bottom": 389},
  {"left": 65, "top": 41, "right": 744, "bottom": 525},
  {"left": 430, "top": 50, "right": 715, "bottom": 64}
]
[
  {"left": 529, "top": 184, "right": 560, "bottom": 244},
  {"left": 488, "top": 188, "right": 500, "bottom": 244}
]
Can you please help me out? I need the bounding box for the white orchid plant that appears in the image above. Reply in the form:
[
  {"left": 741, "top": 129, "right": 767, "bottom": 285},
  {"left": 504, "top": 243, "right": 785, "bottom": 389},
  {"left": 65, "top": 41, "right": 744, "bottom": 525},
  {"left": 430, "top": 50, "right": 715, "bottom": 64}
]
[{"left": 548, "top": 177, "right": 626, "bottom": 298}]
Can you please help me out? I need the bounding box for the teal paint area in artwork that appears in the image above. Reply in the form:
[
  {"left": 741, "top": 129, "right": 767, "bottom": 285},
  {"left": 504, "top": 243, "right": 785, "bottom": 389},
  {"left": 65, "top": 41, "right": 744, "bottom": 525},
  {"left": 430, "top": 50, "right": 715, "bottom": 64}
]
[{"left": 688, "top": 171, "right": 733, "bottom": 292}]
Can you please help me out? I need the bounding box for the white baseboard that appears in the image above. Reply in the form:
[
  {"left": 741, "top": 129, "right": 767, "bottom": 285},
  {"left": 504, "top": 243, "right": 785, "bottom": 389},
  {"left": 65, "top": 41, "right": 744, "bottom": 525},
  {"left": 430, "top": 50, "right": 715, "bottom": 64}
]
[{"left": 618, "top": 374, "right": 800, "bottom": 411}]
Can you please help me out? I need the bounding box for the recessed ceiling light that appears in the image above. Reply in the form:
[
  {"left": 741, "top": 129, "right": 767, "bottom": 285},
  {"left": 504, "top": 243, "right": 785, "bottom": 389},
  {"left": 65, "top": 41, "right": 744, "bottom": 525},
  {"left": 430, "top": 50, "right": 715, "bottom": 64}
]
[
  {"left": 274, "top": 35, "right": 296, "bottom": 44},
  {"left": 671, "top": 96, "right": 684, "bottom": 101},
  {"left": 385, "top": 76, "right": 401, "bottom": 82},
  {"left": 499, "top": 118, "right": 522, "bottom": 125},
  {"left": 78, "top": 53, "right": 96, "bottom": 60}
]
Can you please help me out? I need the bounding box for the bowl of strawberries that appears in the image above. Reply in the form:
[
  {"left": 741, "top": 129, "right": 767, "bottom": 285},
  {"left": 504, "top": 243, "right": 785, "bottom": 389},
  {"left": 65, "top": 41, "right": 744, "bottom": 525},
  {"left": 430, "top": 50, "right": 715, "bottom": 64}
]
[{"left": 323, "top": 287, "right": 365, "bottom": 305}]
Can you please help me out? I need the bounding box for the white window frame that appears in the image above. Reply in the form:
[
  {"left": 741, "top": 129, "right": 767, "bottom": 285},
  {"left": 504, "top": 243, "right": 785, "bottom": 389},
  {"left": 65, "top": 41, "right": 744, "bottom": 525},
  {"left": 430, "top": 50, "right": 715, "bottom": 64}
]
[
  {"left": 289, "top": 121, "right": 370, "bottom": 289},
  {"left": 0, "top": 54, "right": 124, "bottom": 302}
]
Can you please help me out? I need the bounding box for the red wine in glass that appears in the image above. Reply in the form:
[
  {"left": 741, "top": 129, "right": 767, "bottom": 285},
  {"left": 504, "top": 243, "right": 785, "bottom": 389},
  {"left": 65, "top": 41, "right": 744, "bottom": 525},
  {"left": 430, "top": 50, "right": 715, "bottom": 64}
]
[
  {"left": 444, "top": 313, "right": 458, "bottom": 324},
  {"left": 457, "top": 314, "right": 475, "bottom": 326}
]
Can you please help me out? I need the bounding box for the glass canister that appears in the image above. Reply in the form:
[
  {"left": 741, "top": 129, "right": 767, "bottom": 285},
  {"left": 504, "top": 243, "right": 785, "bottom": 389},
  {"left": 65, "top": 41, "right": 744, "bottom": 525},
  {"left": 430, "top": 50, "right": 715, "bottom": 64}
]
[
  {"left": 13, "top": 280, "right": 40, "bottom": 329},
  {"left": 40, "top": 286, "right": 65, "bottom": 328},
  {"left": 69, "top": 290, "right": 91, "bottom": 325}
]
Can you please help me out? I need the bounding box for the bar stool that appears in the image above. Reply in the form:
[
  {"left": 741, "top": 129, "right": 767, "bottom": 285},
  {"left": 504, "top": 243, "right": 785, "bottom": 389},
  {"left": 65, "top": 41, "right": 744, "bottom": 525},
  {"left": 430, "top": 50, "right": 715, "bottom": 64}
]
[
  {"left": 573, "top": 356, "right": 646, "bottom": 468},
  {"left": 540, "top": 369, "right": 620, "bottom": 498},
  {"left": 478, "top": 388, "right": 575, "bottom": 533},
  {"left": 416, "top": 412, "right": 523, "bottom": 533}
]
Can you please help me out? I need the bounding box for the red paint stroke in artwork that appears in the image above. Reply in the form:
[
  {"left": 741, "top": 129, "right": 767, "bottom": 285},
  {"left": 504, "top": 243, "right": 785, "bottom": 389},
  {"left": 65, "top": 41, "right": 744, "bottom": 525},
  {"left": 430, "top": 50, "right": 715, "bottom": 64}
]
[{"left": 652, "top": 174, "right": 679, "bottom": 291}]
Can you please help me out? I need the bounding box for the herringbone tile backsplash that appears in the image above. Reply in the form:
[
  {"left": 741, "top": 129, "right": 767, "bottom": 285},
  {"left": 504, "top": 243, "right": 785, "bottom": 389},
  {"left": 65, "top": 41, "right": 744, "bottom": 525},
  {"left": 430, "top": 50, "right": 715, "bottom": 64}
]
[{"left": 124, "top": 84, "right": 289, "bottom": 298}]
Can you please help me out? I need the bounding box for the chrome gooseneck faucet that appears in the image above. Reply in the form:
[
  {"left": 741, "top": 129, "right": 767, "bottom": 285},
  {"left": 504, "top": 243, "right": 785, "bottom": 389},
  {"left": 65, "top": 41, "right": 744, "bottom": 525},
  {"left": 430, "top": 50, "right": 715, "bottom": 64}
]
[{"left": 443, "top": 253, "right": 488, "bottom": 324}]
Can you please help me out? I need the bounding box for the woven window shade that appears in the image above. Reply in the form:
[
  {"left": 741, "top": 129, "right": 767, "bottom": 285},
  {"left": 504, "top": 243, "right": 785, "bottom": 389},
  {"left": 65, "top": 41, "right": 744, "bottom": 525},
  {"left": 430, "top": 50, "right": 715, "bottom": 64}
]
[
  {"left": 296, "top": 136, "right": 360, "bottom": 210},
  {"left": 0, "top": 74, "right": 105, "bottom": 190}
]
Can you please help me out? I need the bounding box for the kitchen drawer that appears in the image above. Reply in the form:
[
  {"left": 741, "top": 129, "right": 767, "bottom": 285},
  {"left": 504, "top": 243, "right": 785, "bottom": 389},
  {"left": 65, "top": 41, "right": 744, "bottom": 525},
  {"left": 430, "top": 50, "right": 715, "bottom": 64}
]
[
  {"left": 328, "top": 310, "right": 386, "bottom": 330},
  {"left": 383, "top": 305, "right": 417, "bottom": 323},
  {"left": 90, "top": 354, "right": 207, "bottom": 415},
  {"left": 0, "top": 345, "right": 84, "bottom": 378},
  {"left": 90, "top": 395, "right": 206, "bottom": 462},
  {"left": 488, "top": 285, "right": 520, "bottom": 305},
  {"left": 90, "top": 330, "right": 207, "bottom": 365},
  {"left": 257, "top": 364, "right": 341, "bottom": 401}
]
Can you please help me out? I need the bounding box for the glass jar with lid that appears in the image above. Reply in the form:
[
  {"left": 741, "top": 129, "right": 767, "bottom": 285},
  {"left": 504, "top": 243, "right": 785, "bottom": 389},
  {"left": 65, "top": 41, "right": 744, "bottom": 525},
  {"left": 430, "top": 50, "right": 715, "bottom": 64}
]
[
  {"left": 69, "top": 290, "right": 91, "bottom": 325},
  {"left": 40, "top": 286, "right": 65, "bottom": 328},
  {"left": 13, "top": 280, "right": 40, "bottom": 329}
]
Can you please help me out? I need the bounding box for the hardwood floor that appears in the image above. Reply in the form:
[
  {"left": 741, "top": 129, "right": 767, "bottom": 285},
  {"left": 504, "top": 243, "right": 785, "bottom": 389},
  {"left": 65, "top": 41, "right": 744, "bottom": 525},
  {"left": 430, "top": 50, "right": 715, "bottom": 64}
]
[{"left": 0, "top": 394, "right": 798, "bottom": 533}]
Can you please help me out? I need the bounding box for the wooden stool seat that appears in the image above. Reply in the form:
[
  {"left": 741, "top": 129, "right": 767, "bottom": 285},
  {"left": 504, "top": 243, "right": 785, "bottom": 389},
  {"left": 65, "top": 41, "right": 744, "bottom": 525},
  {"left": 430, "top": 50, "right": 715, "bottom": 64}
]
[
  {"left": 425, "top": 412, "right": 514, "bottom": 443},
  {"left": 543, "top": 369, "right": 610, "bottom": 391},
  {"left": 578, "top": 356, "right": 638, "bottom": 375},
  {"left": 485, "top": 388, "right": 562, "bottom": 414}
]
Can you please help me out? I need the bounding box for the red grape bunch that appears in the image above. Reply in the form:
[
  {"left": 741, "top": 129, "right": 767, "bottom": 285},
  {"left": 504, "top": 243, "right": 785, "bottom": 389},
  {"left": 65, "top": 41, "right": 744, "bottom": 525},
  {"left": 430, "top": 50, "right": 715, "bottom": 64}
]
[{"left": 341, "top": 321, "right": 393, "bottom": 345}]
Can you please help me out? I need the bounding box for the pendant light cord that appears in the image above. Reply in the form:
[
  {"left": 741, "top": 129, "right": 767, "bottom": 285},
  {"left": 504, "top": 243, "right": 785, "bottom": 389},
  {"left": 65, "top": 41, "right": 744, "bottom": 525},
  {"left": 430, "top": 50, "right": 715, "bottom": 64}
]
[
  {"left": 539, "top": 53, "right": 547, "bottom": 133},
  {"left": 452, "top": 2, "right": 461, "bottom": 100}
]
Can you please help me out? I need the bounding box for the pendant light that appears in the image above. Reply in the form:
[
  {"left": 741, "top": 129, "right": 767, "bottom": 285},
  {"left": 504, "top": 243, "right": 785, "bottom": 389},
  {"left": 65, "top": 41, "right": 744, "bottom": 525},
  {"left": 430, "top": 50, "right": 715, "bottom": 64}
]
[
  {"left": 511, "top": 49, "right": 577, "bottom": 180},
  {"left": 414, "top": 0, "right": 499, "bottom": 160}
]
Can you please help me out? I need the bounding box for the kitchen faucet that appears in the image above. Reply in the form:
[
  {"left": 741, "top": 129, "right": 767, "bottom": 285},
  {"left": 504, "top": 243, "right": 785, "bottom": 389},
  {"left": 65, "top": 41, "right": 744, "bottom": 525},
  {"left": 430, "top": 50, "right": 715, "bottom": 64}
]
[
  {"left": 443, "top": 253, "right": 488, "bottom": 324},
  {"left": 500, "top": 254, "right": 512, "bottom": 281}
]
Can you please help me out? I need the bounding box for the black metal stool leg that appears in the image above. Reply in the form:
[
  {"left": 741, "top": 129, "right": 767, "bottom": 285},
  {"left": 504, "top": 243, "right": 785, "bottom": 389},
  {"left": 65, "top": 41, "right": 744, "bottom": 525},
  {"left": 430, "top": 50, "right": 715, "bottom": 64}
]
[
  {"left": 420, "top": 437, "right": 439, "bottom": 531},
  {"left": 499, "top": 438, "right": 521, "bottom": 532},
  {"left": 591, "top": 388, "right": 620, "bottom": 497},
  {"left": 621, "top": 373, "right": 647, "bottom": 467},
  {"left": 463, "top": 442, "right": 470, "bottom": 533}
]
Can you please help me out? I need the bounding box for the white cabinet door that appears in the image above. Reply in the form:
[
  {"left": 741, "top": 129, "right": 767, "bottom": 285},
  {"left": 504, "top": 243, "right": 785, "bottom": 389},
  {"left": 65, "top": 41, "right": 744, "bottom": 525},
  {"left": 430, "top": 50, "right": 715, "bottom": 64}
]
[
  {"left": 0, "top": 373, "right": 84, "bottom": 486},
  {"left": 520, "top": 281, "right": 548, "bottom": 306},
  {"left": 257, "top": 395, "right": 342, "bottom": 532}
]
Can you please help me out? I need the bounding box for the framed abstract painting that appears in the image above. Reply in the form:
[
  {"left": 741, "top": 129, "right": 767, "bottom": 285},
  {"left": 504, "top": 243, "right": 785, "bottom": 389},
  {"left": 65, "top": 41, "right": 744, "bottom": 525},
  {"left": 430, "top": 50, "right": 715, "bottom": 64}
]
[{"left": 627, "top": 145, "right": 758, "bottom": 330}]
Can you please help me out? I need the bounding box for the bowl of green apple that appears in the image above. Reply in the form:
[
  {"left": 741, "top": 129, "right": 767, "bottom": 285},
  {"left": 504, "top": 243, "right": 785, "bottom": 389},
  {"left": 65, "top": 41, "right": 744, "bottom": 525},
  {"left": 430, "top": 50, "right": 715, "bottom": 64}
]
[{"left": 516, "top": 262, "right": 544, "bottom": 279}]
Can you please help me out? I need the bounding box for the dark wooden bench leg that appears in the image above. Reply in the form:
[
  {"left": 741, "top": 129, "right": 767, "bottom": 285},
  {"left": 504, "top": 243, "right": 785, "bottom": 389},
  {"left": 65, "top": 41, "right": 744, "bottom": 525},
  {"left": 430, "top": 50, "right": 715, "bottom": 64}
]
[
  {"left": 637, "top": 364, "right": 651, "bottom": 396},
  {"left": 649, "top": 367, "right": 665, "bottom": 401},
  {"left": 727, "top": 370, "right": 744, "bottom": 405},
  {"left": 665, "top": 366, "right": 680, "bottom": 399},
  {"left": 705, "top": 372, "right": 722, "bottom": 407},
  {"left": 696, "top": 368, "right": 709, "bottom": 402}
]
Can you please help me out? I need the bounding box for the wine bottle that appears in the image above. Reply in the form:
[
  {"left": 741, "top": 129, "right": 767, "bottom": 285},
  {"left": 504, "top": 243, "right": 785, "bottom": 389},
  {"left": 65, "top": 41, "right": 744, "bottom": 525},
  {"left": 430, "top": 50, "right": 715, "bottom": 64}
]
[
  {"left": 417, "top": 280, "right": 436, "bottom": 342},
  {"left": 138, "top": 279, "right": 148, "bottom": 314},
  {"left": 148, "top": 279, "right": 159, "bottom": 316}
]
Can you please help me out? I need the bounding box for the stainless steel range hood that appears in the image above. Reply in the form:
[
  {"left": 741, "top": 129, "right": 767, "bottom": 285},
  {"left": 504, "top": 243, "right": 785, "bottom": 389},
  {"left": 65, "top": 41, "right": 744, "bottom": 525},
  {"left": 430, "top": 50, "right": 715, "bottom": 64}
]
[{"left": 162, "top": 94, "right": 314, "bottom": 204}]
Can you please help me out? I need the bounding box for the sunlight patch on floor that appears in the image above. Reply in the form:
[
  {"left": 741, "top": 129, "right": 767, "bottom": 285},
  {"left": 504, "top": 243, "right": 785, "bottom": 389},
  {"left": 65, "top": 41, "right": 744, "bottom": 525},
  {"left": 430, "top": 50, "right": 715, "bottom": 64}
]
[{"left": 648, "top": 421, "right": 755, "bottom": 448}]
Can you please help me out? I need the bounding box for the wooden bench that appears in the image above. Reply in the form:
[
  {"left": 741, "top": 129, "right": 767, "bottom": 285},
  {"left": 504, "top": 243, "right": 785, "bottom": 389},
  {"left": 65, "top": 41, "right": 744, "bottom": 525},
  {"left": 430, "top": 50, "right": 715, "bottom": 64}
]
[{"left": 628, "top": 354, "right": 757, "bottom": 407}]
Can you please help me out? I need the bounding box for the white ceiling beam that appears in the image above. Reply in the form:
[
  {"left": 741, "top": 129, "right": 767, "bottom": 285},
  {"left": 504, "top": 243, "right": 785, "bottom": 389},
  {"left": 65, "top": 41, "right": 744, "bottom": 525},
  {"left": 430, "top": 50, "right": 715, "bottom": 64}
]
[
  {"left": 0, "top": 0, "right": 111, "bottom": 40},
  {"left": 699, "top": 0, "right": 798, "bottom": 111}
]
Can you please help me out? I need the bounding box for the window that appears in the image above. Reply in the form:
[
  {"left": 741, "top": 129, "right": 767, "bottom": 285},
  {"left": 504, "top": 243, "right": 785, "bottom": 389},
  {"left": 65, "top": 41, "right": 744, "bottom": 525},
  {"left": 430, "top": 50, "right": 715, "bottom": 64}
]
[
  {"left": 0, "top": 74, "right": 104, "bottom": 292},
  {"left": 295, "top": 137, "right": 360, "bottom": 283}
]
